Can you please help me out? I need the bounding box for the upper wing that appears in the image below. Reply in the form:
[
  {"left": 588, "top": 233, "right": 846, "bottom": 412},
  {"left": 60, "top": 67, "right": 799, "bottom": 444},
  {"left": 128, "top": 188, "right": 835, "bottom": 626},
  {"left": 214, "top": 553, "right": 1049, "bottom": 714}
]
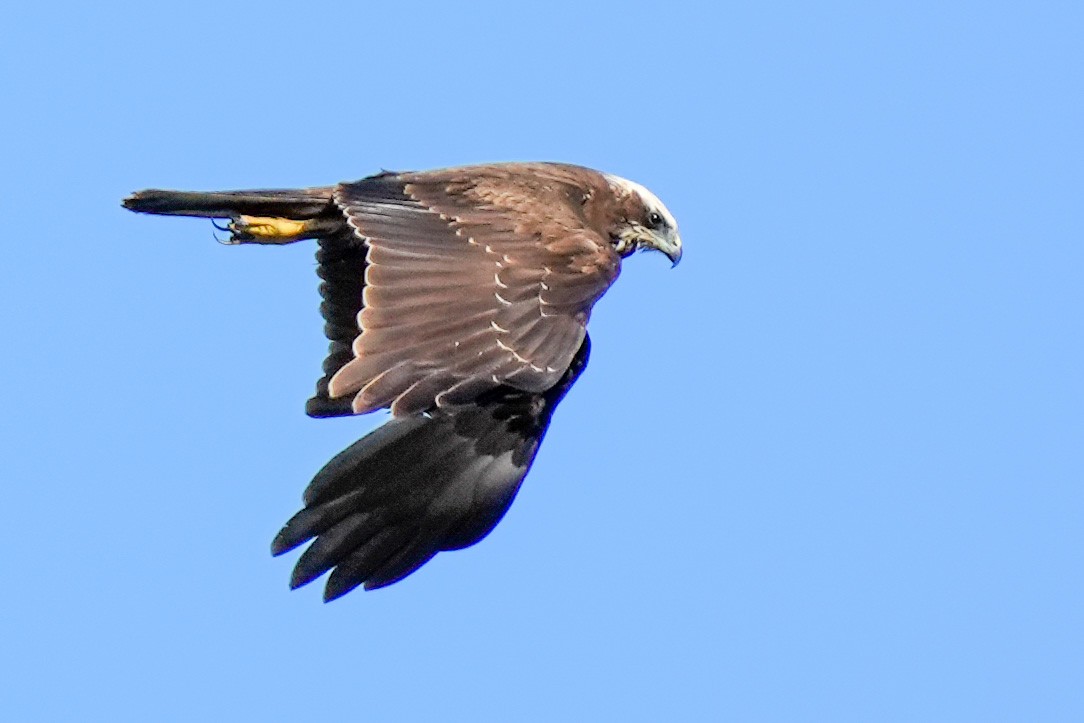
[
  {"left": 324, "top": 166, "right": 619, "bottom": 416},
  {"left": 274, "top": 335, "right": 592, "bottom": 599}
]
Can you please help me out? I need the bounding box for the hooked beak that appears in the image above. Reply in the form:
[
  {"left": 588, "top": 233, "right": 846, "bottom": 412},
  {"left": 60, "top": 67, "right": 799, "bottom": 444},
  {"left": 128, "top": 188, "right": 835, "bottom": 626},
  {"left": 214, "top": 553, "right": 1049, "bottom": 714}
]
[{"left": 652, "top": 230, "right": 683, "bottom": 267}]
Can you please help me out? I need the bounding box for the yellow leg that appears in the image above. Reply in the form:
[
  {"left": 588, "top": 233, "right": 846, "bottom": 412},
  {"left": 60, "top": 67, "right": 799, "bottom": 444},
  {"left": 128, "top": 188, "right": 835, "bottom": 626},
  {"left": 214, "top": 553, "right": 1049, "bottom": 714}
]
[
  {"left": 234, "top": 215, "right": 310, "bottom": 241},
  {"left": 215, "top": 213, "right": 339, "bottom": 245}
]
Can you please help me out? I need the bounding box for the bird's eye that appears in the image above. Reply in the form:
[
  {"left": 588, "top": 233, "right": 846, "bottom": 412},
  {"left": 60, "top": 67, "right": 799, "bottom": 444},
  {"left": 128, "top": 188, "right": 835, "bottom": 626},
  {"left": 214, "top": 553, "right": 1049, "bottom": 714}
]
[{"left": 648, "top": 211, "right": 663, "bottom": 228}]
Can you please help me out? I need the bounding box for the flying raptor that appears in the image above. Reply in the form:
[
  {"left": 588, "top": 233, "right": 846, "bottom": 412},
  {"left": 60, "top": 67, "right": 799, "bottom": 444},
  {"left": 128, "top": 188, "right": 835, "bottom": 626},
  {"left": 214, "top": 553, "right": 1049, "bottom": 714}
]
[{"left": 124, "top": 162, "right": 681, "bottom": 601}]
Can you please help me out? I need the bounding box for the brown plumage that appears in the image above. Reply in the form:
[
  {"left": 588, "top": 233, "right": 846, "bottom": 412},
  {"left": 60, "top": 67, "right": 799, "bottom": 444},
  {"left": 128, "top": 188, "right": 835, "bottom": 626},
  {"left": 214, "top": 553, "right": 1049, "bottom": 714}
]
[{"left": 123, "top": 162, "right": 681, "bottom": 599}]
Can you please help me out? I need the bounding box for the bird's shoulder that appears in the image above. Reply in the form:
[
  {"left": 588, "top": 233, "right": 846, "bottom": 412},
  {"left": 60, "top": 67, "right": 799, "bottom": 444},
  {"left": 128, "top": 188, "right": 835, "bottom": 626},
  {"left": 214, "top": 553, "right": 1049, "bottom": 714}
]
[{"left": 400, "top": 163, "right": 608, "bottom": 229}]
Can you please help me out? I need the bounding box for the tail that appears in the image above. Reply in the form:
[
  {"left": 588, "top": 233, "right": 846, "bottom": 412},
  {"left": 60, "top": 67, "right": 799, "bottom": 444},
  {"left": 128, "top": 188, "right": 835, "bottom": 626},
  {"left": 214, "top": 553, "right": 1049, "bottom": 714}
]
[
  {"left": 123, "top": 187, "right": 337, "bottom": 219},
  {"left": 271, "top": 336, "right": 591, "bottom": 601},
  {"left": 123, "top": 186, "right": 344, "bottom": 243}
]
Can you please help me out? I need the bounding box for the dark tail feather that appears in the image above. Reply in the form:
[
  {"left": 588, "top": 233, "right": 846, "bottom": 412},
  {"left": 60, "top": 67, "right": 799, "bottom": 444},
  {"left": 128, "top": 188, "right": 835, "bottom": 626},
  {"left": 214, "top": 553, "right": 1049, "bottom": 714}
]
[
  {"left": 272, "top": 337, "right": 592, "bottom": 601},
  {"left": 122, "top": 187, "right": 336, "bottom": 219}
]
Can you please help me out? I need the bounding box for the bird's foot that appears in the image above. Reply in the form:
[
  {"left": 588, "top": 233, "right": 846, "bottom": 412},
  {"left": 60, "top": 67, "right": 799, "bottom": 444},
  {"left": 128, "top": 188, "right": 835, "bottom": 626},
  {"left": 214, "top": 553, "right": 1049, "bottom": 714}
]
[{"left": 214, "top": 215, "right": 315, "bottom": 245}]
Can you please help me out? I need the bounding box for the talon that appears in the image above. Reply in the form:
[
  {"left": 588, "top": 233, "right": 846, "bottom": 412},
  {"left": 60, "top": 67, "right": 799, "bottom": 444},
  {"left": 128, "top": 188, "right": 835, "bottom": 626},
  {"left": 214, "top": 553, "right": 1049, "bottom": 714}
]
[
  {"left": 212, "top": 229, "right": 239, "bottom": 246},
  {"left": 211, "top": 217, "right": 244, "bottom": 244},
  {"left": 208, "top": 214, "right": 321, "bottom": 245}
]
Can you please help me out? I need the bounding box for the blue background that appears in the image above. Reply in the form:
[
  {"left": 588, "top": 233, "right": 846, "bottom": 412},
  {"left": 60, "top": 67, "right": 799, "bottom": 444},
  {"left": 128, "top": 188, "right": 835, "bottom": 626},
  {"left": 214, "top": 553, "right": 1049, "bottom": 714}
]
[{"left": 3, "top": 2, "right": 1081, "bottom": 720}]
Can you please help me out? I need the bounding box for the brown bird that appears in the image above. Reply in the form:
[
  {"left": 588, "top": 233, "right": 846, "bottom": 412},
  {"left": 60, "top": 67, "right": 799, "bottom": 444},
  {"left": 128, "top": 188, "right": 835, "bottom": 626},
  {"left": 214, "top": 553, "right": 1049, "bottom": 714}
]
[{"left": 123, "top": 162, "right": 681, "bottom": 600}]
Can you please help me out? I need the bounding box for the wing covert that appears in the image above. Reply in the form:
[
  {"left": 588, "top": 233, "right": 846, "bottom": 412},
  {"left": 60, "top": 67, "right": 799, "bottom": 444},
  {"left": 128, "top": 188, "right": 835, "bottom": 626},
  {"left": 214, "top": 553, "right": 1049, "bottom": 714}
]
[{"left": 326, "top": 167, "right": 619, "bottom": 416}]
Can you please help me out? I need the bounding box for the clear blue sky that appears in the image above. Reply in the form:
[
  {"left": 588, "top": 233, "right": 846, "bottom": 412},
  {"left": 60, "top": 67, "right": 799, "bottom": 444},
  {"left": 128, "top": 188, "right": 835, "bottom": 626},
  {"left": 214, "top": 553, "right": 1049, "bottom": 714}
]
[{"left": 3, "top": 2, "right": 1081, "bottom": 721}]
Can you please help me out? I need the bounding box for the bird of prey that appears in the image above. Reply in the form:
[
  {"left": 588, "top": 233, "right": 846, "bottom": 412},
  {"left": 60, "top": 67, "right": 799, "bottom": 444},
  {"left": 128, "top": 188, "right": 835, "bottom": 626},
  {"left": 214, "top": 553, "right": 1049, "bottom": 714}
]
[{"left": 123, "top": 162, "right": 681, "bottom": 601}]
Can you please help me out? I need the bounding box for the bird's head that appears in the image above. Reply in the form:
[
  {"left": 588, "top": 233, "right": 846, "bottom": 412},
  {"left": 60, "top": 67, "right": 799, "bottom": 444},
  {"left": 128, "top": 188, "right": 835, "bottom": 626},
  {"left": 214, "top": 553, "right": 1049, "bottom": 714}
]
[{"left": 604, "top": 174, "right": 682, "bottom": 266}]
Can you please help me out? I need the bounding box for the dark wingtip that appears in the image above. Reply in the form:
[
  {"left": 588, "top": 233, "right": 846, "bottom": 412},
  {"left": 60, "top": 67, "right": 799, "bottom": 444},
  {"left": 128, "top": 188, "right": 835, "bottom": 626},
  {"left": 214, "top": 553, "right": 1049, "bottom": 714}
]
[
  {"left": 323, "top": 573, "right": 362, "bottom": 603},
  {"left": 270, "top": 513, "right": 313, "bottom": 557},
  {"left": 270, "top": 528, "right": 294, "bottom": 557},
  {"left": 289, "top": 540, "right": 344, "bottom": 591},
  {"left": 305, "top": 395, "right": 354, "bottom": 418},
  {"left": 290, "top": 564, "right": 318, "bottom": 591}
]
